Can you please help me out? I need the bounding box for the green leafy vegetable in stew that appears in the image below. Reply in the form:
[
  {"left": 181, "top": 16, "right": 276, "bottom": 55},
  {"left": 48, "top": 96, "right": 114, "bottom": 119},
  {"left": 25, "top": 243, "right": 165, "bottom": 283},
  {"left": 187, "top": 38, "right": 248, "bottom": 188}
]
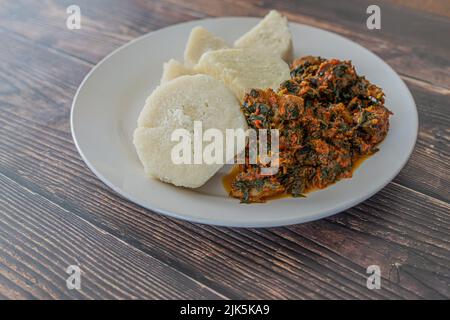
[{"left": 229, "top": 56, "right": 392, "bottom": 203}]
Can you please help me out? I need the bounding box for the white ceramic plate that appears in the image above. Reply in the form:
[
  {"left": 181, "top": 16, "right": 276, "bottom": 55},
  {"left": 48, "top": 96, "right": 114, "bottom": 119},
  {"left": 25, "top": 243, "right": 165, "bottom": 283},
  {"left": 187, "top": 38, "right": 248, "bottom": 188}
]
[{"left": 71, "top": 17, "right": 418, "bottom": 227}]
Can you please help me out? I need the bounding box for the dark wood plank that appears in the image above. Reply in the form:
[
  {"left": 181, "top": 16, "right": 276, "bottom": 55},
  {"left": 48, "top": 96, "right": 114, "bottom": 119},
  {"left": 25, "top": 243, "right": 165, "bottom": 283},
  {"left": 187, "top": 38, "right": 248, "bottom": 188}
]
[
  {"left": 163, "top": 0, "right": 450, "bottom": 90},
  {"left": 1, "top": 27, "right": 448, "bottom": 203},
  {"left": 391, "top": 0, "right": 450, "bottom": 18},
  {"left": 1, "top": 127, "right": 449, "bottom": 298},
  {"left": 1, "top": 78, "right": 449, "bottom": 298},
  {"left": 1, "top": 0, "right": 449, "bottom": 90},
  {"left": 393, "top": 80, "right": 450, "bottom": 202},
  {"left": 0, "top": 0, "right": 201, "bottom": 63},
  {"left": 1, "top": 1, "right": 450, "bottom": 200},
  {"left": 0, "top": 173, "right": 224, "bottom": 299},
  {"left": 0, "top": 0, "right": 449, "bottom": 299}
]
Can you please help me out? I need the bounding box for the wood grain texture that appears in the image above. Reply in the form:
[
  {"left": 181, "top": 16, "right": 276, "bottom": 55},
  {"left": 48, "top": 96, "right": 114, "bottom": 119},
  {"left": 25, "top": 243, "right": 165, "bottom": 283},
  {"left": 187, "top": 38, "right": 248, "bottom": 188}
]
[
  {"left": 0, "top": 173, "right": 223, "bottom": 299},
  {"left": 0, "top": 0, "right": 449, "bottom": 299},
  {"left": 392, "top": 0, "right": 450, "bottom": 18}
]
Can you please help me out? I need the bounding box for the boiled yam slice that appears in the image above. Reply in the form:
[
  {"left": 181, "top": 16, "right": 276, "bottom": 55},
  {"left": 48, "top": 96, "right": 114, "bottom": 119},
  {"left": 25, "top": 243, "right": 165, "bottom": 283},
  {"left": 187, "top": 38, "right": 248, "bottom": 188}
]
[
  {"left": 160, "top": 59, "right": 195, "bottom": 84},
  {"left": 195, "top": 48, "right": 290, "bottom": 101},
  {"left": 184, "top": 26, "right": 229, "bottom": 67},
  {"left": 134, "top": 74, "right": 247, "bottom": 188},
  {"left": 234, "top": 10, "right": 293, "bottom": 62}
]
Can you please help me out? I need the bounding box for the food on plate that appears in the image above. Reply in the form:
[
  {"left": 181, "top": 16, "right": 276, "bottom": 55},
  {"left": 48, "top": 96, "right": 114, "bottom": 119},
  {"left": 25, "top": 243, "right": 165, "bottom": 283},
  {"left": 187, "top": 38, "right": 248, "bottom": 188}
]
[
  {"left": 160, "top": 59, "right": 196, "bottom": 83},
  {"left": 134, "top": 74, "right": 247, "bottom": 188},
  {"left": 134, "top": 11, "right": 392, "bottom": 201},
  {"left": 228, "top": 56, "right": 392, "bottom": 202},
  {"left": 136, "top": 13, "right": 293, "bottom": 190},
  {"left": 184, "top": 26, "right": 229, "bottom": 67},
  {"left": 195, "top": 48, "right": 290, "bottom": 101},
  {"left": 234, "top": 10, "right": 293, "bottom": 62}
]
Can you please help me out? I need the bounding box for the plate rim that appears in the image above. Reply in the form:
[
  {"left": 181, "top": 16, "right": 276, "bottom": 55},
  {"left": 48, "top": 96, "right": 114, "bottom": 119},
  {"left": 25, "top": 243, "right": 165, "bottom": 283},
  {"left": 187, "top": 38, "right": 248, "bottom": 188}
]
[{"left": 71, "top": 17, "right": 418, "bottom": 228}]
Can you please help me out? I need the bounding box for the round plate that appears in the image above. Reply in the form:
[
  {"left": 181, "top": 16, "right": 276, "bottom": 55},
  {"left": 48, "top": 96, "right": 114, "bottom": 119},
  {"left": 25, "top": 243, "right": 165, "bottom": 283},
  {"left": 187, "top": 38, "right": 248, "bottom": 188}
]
[{"left": 71, "top": 17, "right": 418, "bottom": 227}]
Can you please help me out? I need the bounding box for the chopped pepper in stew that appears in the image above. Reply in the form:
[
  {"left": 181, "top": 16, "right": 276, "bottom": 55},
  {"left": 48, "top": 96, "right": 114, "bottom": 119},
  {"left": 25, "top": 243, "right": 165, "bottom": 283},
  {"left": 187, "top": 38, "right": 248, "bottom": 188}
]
[{"left": 229, "top": 56, "right": 392, "bottom": 203}]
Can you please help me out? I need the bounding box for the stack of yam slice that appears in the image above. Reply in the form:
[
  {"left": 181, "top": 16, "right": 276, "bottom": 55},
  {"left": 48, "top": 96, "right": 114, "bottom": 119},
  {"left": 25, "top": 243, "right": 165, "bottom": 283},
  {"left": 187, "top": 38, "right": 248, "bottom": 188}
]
[{"left": 134, "top": 10, "right": 293, "bottom": 188}]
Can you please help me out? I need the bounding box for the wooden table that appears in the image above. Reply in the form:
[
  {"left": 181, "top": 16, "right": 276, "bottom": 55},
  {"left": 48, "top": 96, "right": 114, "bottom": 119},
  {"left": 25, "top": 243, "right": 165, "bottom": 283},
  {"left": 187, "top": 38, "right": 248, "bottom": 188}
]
[{"left": 0, "top": 0, "right": 449, "bottom": 300}]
